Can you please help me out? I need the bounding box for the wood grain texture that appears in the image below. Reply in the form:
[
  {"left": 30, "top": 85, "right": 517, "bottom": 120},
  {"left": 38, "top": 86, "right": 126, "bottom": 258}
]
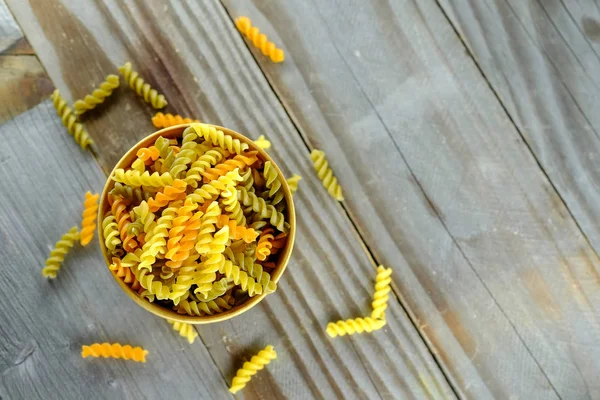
[
  {"left": 436, "top": 0, "right": 600, "bottom": 278},
  {"left": 5, "top": 0, "right": 454, "bottom": 399},
  {"left": 0, "top": 2, "right": 52, "bottom": 124},
  {"left": 0, "top": 101, "right": 231, "bottom": 400},
  {"left": 219, "top": 0, "right": 600, "bottom": 399}
]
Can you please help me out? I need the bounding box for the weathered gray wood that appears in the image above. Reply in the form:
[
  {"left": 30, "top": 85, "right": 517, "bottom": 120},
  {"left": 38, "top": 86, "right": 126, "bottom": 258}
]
[
  {"left": 437, "top": 0, "right": 600, "bottom": 272},
  {"left": 4, "top": 0, "right": 455, "bottom": 399},
  {"left": 0, "top": 101, "right": 231, "bottom": 399},
  {"left": 219, "top": 0, "right": 600, "bottom": 399}
]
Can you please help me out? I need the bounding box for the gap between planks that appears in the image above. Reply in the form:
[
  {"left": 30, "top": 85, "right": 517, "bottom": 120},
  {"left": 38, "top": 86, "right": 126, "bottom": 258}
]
[
  {"left": 432, "top": 0, "right": 600, "bottom": 271},
  {"left": 218, "top": 3, "right": 460, "bottom": 397}
]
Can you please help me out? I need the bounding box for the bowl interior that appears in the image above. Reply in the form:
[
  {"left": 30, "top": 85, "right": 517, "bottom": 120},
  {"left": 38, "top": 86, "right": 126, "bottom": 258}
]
[{"left": 97, "top": 124, "right": 296, "bottom": 324}]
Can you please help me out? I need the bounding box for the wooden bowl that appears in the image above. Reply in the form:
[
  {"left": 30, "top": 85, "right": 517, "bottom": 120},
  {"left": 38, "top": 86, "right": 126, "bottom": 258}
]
[{"left": 97, "top": 124, "right": 296, "bottom": 324}]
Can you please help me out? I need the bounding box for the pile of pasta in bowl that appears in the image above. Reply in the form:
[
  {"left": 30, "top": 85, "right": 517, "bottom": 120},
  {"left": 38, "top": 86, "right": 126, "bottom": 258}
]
[{"left": 99, "top": 123, "right": 294, "bottom": 322}]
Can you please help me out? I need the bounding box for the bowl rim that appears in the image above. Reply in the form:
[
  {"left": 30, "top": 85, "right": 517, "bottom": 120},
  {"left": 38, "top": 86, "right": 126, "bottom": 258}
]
[{"left": 97, "top": 123, "right": 296, "bottom": 324}]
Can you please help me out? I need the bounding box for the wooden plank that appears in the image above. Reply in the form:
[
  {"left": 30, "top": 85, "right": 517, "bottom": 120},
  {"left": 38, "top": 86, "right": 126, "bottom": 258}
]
[
  {"left": 436, "top": 0, "right": 600, "bottom": 268},
  {"left": 5, "top": 0, "right": 455, "bottom": 398},
  {"left": 218, "top": 0, "right": 600, "bottom": 399},
  {"left": 0, "top": 101, "right": 231, "bottom": 399},
  {"left": 0, "top": 1, "right": 52, "bottom": 124}
]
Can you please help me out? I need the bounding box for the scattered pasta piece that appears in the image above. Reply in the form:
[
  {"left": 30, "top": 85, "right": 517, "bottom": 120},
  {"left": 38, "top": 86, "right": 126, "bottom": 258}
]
[
  {"left": 229, "top": 345, "right": 277, "bottom": 394},
  {"left": 152, "top": 112, "right": 199, "bottom": 129},
  {"left": 254, "top": 135, "right": 271, "bottom": 150},
  {"left": 235, "top": 17, "right": 284, "bottom": 63},
  {"left": 167, "top": 319, "right": 198, "bottom": 344},
  {"left": 371, "top": 266, "right": 392, "bottom": 320},
  {"left": 51, "top": 90, "right": 94, "bottom": 150},
  {"left": 119, "top": 62, "right": 167, "bottom": 109},
  {"left": 73, "top": 74, "right": 120, "bottom": 115},
  {"left": 286, "top": 174, "right": 302, "bottom": 194},
  {"left": 310, "top": 149, "right": 344, "bottom": 201},
  {"left": 326, "top": 317, "right": 386, "bottom": 338},
  {"left": 42, "top": 226, "right": 80, "bottom": 279},
  {"left": 81, "top": 343, "right": 148, "bottom": 363},
  {"left": 80, "top": 191, "right": 99, "bottom": 246}
]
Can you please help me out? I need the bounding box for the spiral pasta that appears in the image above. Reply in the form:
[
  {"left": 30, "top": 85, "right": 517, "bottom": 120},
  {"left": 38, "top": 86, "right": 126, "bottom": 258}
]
[
  {"left": 188, "top": 169, "right": 243, "bottom": 203},
  {"left": 237, "top": 188, "right": 287, "bottom": 232},
  {"left": 112, "top": 169, "right": 174, "bottom": 187},
  {"left": 110, "top": 182, "right": 150, "bottom": 203},
  {"left": 109, "top": 257, "right": 140, "bottom": 290},
  {"left": 176, "top": 297, "right": 232, "bottom": 316},
  {"left": 254, "top": 135, "right": 271, "bottom": 150},
  {"left": 167, "top": 319, "right": 198, "bottom": 344},
  {"left": 81, "top": 343, "right": 148, "bottom": 363},
  {"left": 216, "top": 215, "right": 258, "bottom": 243},
  {"left": 229, "top": 345, "right": 277, "bottom": 394},
  {"left": 185, "top": 149, "right": 228, "bottom": 188},
  {"left": 80, "top": 191, "right": 99, "bottom": 246},
  {"left": 73, "top": 74, "right": 120, "bottom": 115},
  {"left": 263, "top": 161, "right": 284, "bottom": 206},
  {"left": 255, "top": 228, "right": 274, "bottom": 261},
  {"left": 132, "top": 201, "right": 156, "bottom": 233},
  {"left": 100, "top": 124, "right": 290, "bottom": 317},
  {"left": 111, "top": 195, "right": 138, "bottom": 252},
  {"left": 166, "top": 205, "right": 203, "bottom": 269},
  {"left": 138, "top": 203, "right": 179, "bottom": 271},
  {"left": 119, "top": 62, "right": 167, "bottom": 109},
  {"left": 197, "top": 277, "right": 229, "bottom": 301},
  {"left": 371, "top": 266, "right": 392, "bottom": 320},
  {"left": 202, "top": 151, "right": 258, "bottom": 182},
  {"left": 51, "top": 90, "right": 94, "bottom": 150},
  {"left": 137, "top": 146, "right": 160, "bottom": 164},
  {"left": 102, "top": 215, "right": 122, "bottom": 253},
  {"left": 152, "top": 112, "right": 199, "bottom": 129},
  {"left": 310, "top": 149, "right": 344, "bottom": 201},
  {"left": 148, "top": 179, "right": 187, "bottom": 211},
  {"left": 221, "top": 184, "right": 246, "bottom": 226},
  {"left": 190, "top": 124, "right": 249, "bottom": 155},
  {"left": 286, "top": 174, "right": 302, "bottom": 194},
  {"left": 219, "top": 257, "right": 269, "bottom": 297},
  {"left": 326, "top": 317, "right": 386, "bottom": 337},
  {"left": 235, "top": 16, "right": 284, "bottom": 63},
  {"left": 42, "top": 226, "right": 80, "bottom": 279}
]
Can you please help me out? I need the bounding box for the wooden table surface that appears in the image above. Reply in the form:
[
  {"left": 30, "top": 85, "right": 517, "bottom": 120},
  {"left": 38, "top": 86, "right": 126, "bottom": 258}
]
[{"left": 1, "top": 0, "right": 599, "bottom": 399}]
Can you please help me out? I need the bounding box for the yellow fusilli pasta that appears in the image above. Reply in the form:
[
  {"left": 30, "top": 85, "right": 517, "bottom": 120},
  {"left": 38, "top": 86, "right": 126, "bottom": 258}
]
[
  {"left": 371, "top": 266, "right": 392, "bottom": 320},
  {"left": 42, "top": 226, "right": 80, "bottom": 279},
  {"left": 254, "top": 135, "right": 271, "bottom": 149},
  {"left": 112, "top": 169, "right": 174, "bottom": 187},
  {"left": 73, "top": 74, "right": 120, "bottom": 115},
  {"left": 310, "top": 149, "right": 344, "bottom": 201},
  {"left": 286, "top": 174, "right": 302, "bottom": 194},
  {"left": 235, "top": 16, "right": 284, "bottom": 63},
  {"left": 119, "top": 62, "right": 167, "bottom": 109},
  {"left": 167, "top": 319, "right": 198, "bottom": 344},
  {"left": 81, "top": 343, "right": 148, "bottom": 363},
  {"left": 51, "top": 90, "right": 94, "bottom": 150},
  {"left": 326, "top": 317, "right": 386, "bottom": 338},
  {"left": 80, "top": 191, "right": 99, "bottom": 246},
  {"left": 102, "top": 214, "right": 122, "bottom": 253},
  {"left": 191, "top": 124, "right": 249, "bottom": 155},
  {"left": 229, "top": 345, "right": 277, "bottom": 394}
]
